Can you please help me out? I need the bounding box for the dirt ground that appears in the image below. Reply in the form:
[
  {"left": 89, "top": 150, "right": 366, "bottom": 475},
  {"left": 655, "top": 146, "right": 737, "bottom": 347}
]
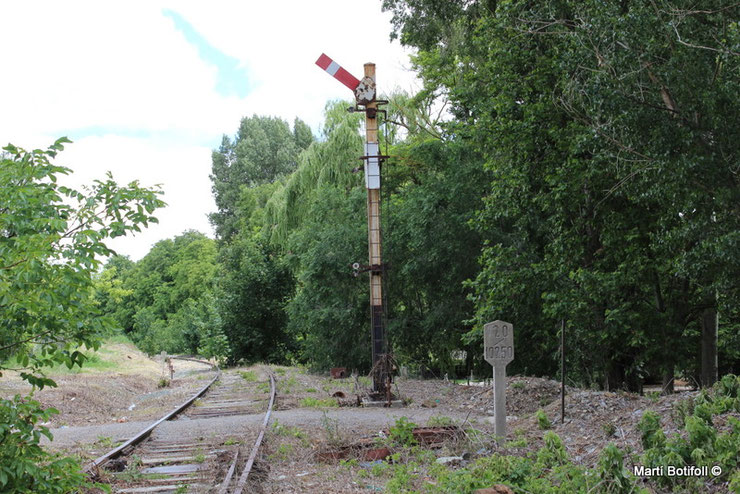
[
  {"left": 255, "top": 368, "right": 716, "bottom": 493},
  {"left": 21, "top": 352, "right": 726, "bottom": 492},
  {"left": 0, "top": 342, "right": 215, "bottom": 427}
]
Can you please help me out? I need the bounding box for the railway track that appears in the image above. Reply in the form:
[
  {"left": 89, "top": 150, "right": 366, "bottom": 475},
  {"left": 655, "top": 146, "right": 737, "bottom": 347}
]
[{"left": 85, "top": 358, "right": 276, "bottom": 493}]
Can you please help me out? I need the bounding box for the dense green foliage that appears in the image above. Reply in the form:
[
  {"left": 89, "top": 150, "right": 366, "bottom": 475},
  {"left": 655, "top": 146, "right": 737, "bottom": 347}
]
[
  {"left": 364, "top": 418, "right": 645, "bottom": 493},
  {"left": 638, "top": 375, "right": 740, "bottom": 490},
  {"left": 0, "top": 396, "right": 92, "bottom": 493},
  {"left": 204, "top": 99, "right": 487, "bottom": 373},
  {"left": 210, "top": 115, "right": 314, "bottom": 240},
  {"left": 1, "top": 139, "right": 163, "bottom": 383},
  {"left": 99, "top": 1, "right": 738, "bottom": 388},
  {"left": 0, "top": 139, "right": 163, "bottom": 492},
  {"left": 383, "top": 0, "right": 740, "bottom": 387},
  {"left": 96, "top": 231, "right": 227, "bottom": 359}
]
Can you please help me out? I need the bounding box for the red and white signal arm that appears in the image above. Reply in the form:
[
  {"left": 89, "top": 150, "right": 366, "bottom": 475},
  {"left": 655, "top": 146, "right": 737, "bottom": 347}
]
[
  {"left": 315, "top": 53, "right": 376, "bottom": 104},
  {"left": 315, "top": 54, "right": 360, "bottom": 92}
]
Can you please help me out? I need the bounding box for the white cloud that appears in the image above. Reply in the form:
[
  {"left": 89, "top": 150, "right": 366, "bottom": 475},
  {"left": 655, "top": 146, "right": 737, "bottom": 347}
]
[
  {"left": 56, "top": 135, "right": 215, "bottom": 261},
  {"left": 0, "top": 1, "right": 418, "bottom": 260}
]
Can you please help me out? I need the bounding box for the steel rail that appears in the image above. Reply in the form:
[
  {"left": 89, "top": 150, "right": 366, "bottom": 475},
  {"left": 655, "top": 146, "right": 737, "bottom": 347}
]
[
  {"left": 216, "top": 450, "right": 240, "bottom": 494},
  {"left": 83, "top": 356, "right": 219, "bottom": 475},
  {"left": 232, "top": 370, "right": 276, "bottom": 494}
]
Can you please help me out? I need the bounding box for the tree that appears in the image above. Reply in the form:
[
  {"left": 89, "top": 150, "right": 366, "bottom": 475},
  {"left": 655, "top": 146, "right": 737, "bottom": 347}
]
[
  {"left": 384, "top": 0, "right": 739, "bottom": 389},
  {"left": 1, "top": 138, "right": 164, "bottom": 382},
  {"left": 284, "top": 186, "right": 370, "bottom": 370},
  {"left": 384, "top": 138, "right": 488, "bottom": 376},
  {"left": 293, "top": 117, "right": 314, "bottom": 151},
  {"left": 210, "top": 116, "right": 314, "bottom": 240},
  {"left": 217, "top": 222, "right": 295, "bottom": 364},
  {"left": 0, "top": 138, "right": 164, "bottom": 492},
  {"left": 98, "top": 231, "right": 220, "bottom": 356}
]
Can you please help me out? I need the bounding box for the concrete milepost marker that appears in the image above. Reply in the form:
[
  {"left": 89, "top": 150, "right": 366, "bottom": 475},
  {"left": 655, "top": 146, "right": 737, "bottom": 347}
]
[{"left": 484, "top": 320, "right": 514, "bottom": 441}]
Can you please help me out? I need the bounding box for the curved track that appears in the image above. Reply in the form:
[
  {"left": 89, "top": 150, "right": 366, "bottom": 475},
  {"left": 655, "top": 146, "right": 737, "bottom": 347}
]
[{"left": 85, "top": 358, "right": 276, "bottom": 494}]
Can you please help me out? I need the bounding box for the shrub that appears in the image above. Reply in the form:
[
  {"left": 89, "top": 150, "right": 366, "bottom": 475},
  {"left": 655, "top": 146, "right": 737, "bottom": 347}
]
[
  {"left": 0, "top": 396, "right": 97, "bottom": 492},
  {"left": 535, "top": 409, "right": 552, "bottom": 430},
  {"left": 597, "top": 443, "right": 633, "bottom": 494},
  {"left": 638, "top": 375, "right": 740, "bottom": 490},
  {"left": 239, "top": 370, "right": 258, "bottom": 382},
  {"left": 389, "top": 416, "right": 418, "bottom": 447}
]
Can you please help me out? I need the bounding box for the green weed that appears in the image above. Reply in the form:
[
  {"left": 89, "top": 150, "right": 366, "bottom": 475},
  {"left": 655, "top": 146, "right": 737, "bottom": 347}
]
[
  {"left": 427, "top": 415, "right": 454, "bottom": 427},
  {"left": 279, "top": 375, "right": 298, "bottom": 393},
  {"left": 95, "top": 436, "right": 113, "bottom": 448},
  {"left": 239, "top": 370, "right": 258, "bottom": 382},
  {"left": 646, "top": 390, "right": 661, "bottom": 402},
  {"left": 272, "top": 420, "right": 308, "bottom": 443},
  {"left": 300, "top": 397, "right": 337, "bottom": 408},
  {"left": 389, "top": 416, "right": 418, "bottom": 447},
  {"left": 535, "top": 409, "right": 551, "bottom": 430},
  {"left": 321, "top": 412, "right": 342, "bottom": 446},
  {"left": 602, "top": 422, "right": 617, "bottom": 437},
  {"left": 270, "top": 443, "right": 293, "bottom": 460}
]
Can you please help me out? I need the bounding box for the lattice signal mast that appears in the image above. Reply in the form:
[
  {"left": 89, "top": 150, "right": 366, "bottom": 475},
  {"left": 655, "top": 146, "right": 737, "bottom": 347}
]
[{"left": 315, "top": 54, "right": 389, "bottom": 396}]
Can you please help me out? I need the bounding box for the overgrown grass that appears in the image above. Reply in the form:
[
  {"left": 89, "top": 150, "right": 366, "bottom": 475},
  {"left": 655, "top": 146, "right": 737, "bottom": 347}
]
[
  {"left": 427, "top": 415, "right": 455, "bottom": 427},
  {"left": 1, "top": 335, "right": 148, "bottom": 377},
  {"left": 300, "top": 397, "right": 337, "bottom": 408},
  {"left": 3, "top": 352, "right": 118, "bottom": 375},
  {"left": 269, "top": 443, "right": 293, "bottom": 461},
  {"left": 105, "top": 333, "right": 136, "bottom": 346},
  {"left": 271, "top": 420, "right": 309, "bottom": 446},
  {"left": 278, "top": 375, "right": 298, "bottom": 393},
  {"left": 239, "top": 370, "right": 258, "bottom": 382},
  {"left": 375, "top": 430, "right": 645, "bottom": 494}
]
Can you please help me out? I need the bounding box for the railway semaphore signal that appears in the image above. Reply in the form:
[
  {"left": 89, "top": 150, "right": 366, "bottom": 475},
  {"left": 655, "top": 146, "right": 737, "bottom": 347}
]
[{"left": 315, "top": 54, "right": 391, "bottom": 400}]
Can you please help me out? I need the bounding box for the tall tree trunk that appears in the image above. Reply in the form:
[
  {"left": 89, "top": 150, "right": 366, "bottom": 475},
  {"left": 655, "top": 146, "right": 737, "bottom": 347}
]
[
  {"left": 662, "top": 365, "right": 674, "bottom": 394},
  {"left": 701, "top": 307, "right": 718, "bottom": 388},
  {"left": 606, "top": 360, "right": 625, "bottom": 391}
]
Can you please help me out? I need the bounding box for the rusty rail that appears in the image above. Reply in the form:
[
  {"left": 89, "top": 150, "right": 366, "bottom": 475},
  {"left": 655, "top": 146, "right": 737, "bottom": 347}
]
[
  {"left": 232, "top": 370, "right": 276, "bottom": 494},
  {"left": 83, "top": 356, "right": 219, "bottom": 474}
]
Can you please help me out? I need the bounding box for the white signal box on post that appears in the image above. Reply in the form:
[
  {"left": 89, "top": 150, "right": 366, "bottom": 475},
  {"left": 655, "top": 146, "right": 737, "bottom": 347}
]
[{"left": 364, "top": 142, "right": 380, "bottom": 190}]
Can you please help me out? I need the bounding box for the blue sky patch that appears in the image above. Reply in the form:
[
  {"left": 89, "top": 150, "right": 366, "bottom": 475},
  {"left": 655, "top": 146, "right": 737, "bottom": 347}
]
[
  {"left": 162, "top": 9, "right": 251, "bottom": 98},
  {"left": 65, "top": 125, "right": 220, "bottom": 148}
]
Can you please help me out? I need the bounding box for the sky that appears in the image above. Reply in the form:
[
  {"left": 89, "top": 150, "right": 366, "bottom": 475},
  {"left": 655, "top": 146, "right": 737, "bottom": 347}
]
[{"left": 0, "top": 1, "right": 419, "bottom": 260}]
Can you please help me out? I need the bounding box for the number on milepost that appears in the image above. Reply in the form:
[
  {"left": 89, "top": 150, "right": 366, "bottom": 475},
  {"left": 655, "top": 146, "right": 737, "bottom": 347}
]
[{"left": 484, "top": 321, "right": 514, "bottom": 366}]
